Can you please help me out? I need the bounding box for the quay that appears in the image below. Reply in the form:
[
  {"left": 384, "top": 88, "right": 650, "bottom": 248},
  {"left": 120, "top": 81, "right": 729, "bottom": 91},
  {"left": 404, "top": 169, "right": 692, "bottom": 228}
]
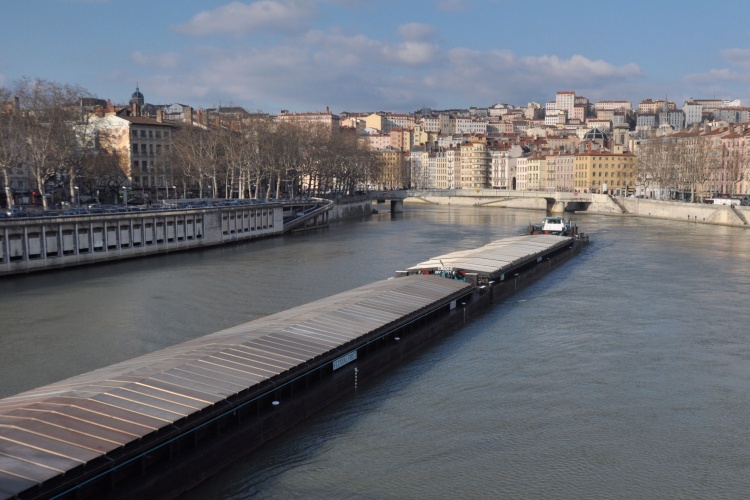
[
  {"left": 0, "top": 198, "right": 335, "bottom": 277},
  {"left": 376, "top": 189, "right": 750, "bottom": 227},
  {"left": 0, "top": 234, "right": 584, "bottom": 499}
]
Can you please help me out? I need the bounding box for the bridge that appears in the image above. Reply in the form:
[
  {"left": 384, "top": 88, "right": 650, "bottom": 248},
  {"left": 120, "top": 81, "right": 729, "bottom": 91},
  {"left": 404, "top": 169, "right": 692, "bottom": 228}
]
[{"left": 371, "top": 189, "right": 594, "bottom": 213}]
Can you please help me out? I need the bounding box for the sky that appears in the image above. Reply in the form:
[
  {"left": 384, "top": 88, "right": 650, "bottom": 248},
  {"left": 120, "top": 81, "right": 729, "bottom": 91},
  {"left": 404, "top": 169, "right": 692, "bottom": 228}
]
[{"left": 2, "top": 0, "right": 750, "bottom": 114}]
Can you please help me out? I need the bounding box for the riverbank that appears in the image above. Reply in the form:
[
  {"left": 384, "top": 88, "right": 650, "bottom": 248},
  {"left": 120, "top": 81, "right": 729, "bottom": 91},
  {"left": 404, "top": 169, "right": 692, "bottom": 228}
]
[{"left": 405, "top": 193, "right": 749, "bottom": 228}]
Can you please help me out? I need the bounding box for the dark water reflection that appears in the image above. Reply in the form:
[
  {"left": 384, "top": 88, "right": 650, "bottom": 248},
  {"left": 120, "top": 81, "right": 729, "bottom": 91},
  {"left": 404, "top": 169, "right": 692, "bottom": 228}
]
[{"left": 1, "top": 206, "right": 749, "bottom": 499}]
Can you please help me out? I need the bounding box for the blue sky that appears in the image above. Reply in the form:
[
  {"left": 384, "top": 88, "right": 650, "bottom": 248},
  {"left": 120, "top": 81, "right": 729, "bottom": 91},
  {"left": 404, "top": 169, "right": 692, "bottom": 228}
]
[{"left": 2, "top": 0, "right": 750, "bottom": 114}]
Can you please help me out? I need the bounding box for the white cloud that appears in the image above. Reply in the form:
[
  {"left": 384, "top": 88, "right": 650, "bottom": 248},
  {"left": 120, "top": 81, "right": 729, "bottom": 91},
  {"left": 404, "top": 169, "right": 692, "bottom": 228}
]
[
  {"left": 131, "top": 51, "right": 182, "bottom": 69},
  {"left": 173, "top": 0, "right": 318, "bottom": 37},
  {"left": 721, "top": 48, "right": 750, "bottom": 70},
  {"left": 397, "top": 23, "right": 437, "bottom": 42},
  {"left": 130, "top": 12, "right": 647, "bottom": 112}
]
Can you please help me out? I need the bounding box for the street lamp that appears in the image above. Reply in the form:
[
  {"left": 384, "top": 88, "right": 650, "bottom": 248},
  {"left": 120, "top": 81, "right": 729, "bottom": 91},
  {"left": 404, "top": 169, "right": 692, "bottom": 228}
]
[
  {"left": 172, "top": 186, "right": 176, "bottom": 200},
  {"left": 74, "top": 186, "right": 80, "bottom": 207},
  {"left": 121, "top": 186, "right": 127, "bottom": 206}
]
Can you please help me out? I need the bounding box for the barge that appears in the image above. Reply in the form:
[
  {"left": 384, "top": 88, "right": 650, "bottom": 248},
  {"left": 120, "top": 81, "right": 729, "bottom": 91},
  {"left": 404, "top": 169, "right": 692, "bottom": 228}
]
[{"left": 0, "top": 234, "right": 586, "bottom": 499}]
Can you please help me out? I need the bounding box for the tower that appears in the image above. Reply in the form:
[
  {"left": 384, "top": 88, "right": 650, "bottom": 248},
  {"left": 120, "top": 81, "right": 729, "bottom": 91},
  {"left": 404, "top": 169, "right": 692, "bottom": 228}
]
[{"left": 129, "top": 84, "right": 144, "bottom": 115}]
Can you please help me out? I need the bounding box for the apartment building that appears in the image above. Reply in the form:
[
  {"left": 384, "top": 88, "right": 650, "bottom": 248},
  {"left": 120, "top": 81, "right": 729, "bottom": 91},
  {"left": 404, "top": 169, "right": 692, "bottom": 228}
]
[
  {"left": 459, "top": 141, "right": 490, "bottom": 189},
  {"left": 556, "top": 91, "right": 576, "bottom": 114},
  {"left": 683, "top": 101, "right": 703, "bottom": 126},
  {"left": 90, "top": 113, "right": 174, "bottom": 191},
  {"left": 277, "top": 108, "right": 340, "bottom": 132},
  {"left": 712, "top": 107, "right": 750, "bottom": 123},
  {"left": 574, "top": 144, "right": 637, "bottom": 194},
  {"left": 594, "top": 100, "right": 633, "bottom": 112},
  {"left": 548, "top": 153, "right": 575, "bottom": 191},
  {"left": 638, "top": 99, "right": 675, "bottom": 114},
  {"left": 373, "top": 149, "right": 407, "bottom": 189},
  {"left": 434, "top": 148, "right": 457, "bottom": 189},
  {"left": 489, "top": 146, "right": 522, "bottom": 190}
]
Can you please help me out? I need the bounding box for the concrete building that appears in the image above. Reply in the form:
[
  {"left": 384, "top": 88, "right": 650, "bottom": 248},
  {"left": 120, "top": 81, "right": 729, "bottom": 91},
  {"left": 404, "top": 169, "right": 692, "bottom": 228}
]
[
  {"left": 683, "top": 101, "right": 704, "bottom": 126},
  {"left": 556, "top": 91, "right": 576, "bottom": 115},
  {"left": 712, "top": 107, "right": 750, "bottom": 123}
]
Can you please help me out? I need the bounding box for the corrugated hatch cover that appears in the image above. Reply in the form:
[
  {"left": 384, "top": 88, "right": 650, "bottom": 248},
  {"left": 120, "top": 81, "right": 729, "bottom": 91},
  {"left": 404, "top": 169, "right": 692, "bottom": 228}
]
[
  {"left": 405, "top": 234, "right": 572, "bottom": 278},
  {"left": 0, "top": 275, "right": 470, "bottom": 496}
]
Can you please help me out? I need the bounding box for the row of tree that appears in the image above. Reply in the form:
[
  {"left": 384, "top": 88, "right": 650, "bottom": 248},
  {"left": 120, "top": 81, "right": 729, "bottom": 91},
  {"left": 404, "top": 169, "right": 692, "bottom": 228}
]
[
  {"left": 165, "top": 117, "right": 382, "bottom": 201},
  {"left": 636, "top": 129, "right": 748, "bottom": 201},
  {"left": 1, "top": 78, "right": 135, "bottom": 209},
  {"left": 2, "top": 78, "right": 384, "bottom": 210}
]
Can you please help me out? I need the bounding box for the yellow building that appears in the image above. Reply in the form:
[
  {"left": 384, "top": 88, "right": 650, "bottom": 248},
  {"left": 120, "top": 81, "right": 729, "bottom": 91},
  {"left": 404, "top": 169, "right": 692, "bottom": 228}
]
[
  {"left": 574, "top": 144, "right": 637, "bottom": 194},
  {"left": 373, "top": 149, "right": 408, "bottom": 189}
]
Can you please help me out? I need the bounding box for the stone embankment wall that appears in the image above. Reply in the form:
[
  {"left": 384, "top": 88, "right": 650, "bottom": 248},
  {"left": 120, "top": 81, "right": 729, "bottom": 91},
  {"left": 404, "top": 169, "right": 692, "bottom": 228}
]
[
  {"left": 408, "top": 196, "right": 547, "bottom": 210},
  {"left": 330, "top": 198, "right": 373, "bottom": 221},
  {"left": 585, "top": 194, "right": 749, "bottom": 228},
  {"left": 404, "top": 192, "right": 748, "bottom": 229}
]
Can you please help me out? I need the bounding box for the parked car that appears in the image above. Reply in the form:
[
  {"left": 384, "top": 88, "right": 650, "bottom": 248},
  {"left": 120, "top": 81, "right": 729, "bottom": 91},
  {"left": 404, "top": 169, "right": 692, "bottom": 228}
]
[
  {"left": 63, "top": 208, "right": 89, "bottom": 216},
  {"left": 2, "top": 208, "right": 32, "bottom": 218}
]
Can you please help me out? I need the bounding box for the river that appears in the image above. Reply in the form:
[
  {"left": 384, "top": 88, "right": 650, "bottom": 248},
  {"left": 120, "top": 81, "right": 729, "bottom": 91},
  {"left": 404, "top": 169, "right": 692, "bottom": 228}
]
[{"left": 1, "top": 205, "right": 749, "bottom": 499}]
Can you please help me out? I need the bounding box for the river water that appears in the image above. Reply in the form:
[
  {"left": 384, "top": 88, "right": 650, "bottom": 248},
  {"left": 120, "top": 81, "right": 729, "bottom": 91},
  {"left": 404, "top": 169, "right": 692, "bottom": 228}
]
[{"left": 1, "top": 205, "right": 749, "bottom": 499}]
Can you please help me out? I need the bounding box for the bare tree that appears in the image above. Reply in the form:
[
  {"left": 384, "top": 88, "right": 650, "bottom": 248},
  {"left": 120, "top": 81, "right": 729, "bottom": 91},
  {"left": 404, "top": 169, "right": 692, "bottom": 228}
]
[
  {"left": 0, "top": 85, "right": 23, "bottom": 209},
  {"left": 12, "top": 78, "right": 88, "bottom": 209}
]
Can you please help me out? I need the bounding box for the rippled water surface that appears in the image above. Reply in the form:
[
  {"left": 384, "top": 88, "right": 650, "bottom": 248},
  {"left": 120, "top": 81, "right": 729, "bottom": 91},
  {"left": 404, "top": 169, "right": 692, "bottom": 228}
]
[{"left": 1, "top": 205, "right": 749, "bottom": 499}]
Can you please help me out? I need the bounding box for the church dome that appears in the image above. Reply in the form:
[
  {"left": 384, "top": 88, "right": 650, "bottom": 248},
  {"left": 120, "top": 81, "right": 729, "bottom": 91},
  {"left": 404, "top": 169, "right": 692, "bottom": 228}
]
[
  {"left": 129, "top": 85, "right": 144, "bottom": 106},
  {"left": 583, "top": 127, "right": 608, "bottom": 141}
]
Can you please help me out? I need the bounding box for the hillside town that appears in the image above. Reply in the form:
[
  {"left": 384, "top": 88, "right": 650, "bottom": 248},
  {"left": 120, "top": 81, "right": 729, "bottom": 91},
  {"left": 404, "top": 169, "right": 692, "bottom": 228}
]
[{"left": 2, "top": 81, "right": 749, "bottom": 210}]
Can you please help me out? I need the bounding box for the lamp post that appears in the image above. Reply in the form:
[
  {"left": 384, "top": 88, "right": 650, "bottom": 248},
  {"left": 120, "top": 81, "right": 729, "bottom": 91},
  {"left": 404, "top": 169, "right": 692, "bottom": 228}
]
[
  {"left": 121, "top": 186, "right": 127, "bottom": 206},
  {"left": 172, "top": 186, "right": 176, "bottom": 201},
  {"left": 74, "top": 186, "right": 80, "bottom": 207}
]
